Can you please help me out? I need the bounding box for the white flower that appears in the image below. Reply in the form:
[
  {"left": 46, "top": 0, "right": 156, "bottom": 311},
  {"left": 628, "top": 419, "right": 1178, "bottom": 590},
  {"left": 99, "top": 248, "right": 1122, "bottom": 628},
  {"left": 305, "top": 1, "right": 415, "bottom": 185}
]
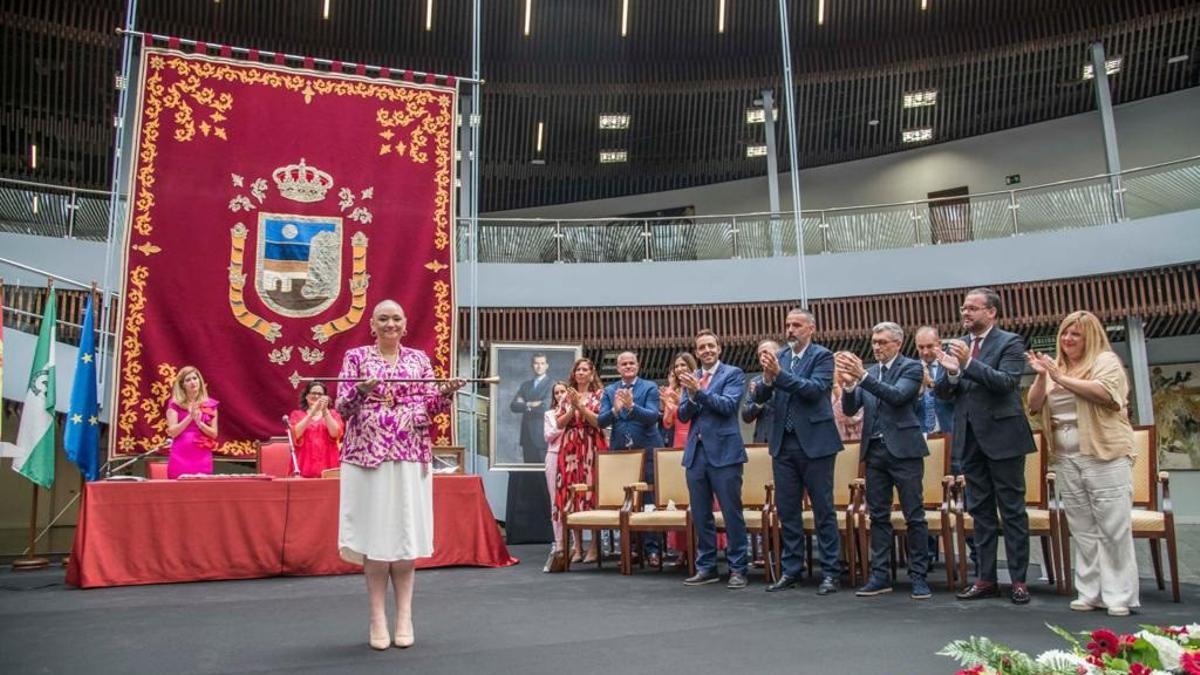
[
  {"left": 1138, "top": 630, "right": 1184, "bottom": 671},
  {"left": 1035, "top": 649, "right": 1092, "bottom": 672}
]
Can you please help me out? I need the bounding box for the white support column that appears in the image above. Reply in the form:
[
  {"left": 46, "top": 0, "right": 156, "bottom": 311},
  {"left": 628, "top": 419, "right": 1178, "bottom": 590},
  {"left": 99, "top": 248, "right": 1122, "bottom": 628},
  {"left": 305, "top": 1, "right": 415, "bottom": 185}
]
[{"left": 1125, "top": 315, "right": 1154, "bottom": 426}]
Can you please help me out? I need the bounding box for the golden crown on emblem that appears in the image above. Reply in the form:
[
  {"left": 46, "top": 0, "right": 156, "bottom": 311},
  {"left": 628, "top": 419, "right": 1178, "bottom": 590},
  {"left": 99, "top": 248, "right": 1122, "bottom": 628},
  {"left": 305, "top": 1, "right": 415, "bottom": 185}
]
[{"left": 272, "top": 158, "right": 333, "bottom": 203}]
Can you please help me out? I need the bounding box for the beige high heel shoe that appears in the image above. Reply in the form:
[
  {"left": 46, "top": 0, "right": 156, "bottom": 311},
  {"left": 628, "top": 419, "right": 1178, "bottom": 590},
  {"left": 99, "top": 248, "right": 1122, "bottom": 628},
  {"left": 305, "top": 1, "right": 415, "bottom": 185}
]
[
  {"left": 369, "top": 623, "right": 391, "bottom": 651},
  {"left": 394, "top": 619, "right": 415, "bottom": 648}
]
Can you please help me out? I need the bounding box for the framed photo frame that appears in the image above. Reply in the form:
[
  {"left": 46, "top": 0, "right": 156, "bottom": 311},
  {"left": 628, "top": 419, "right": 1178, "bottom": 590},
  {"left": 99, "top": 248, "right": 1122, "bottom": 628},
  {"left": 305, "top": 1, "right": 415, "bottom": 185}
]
[
  {"left": 489, "top": 342, "right": 583, "bottom": 470},
  {"left": 432, "top": 446, "right": 465, "bottom": 474}
]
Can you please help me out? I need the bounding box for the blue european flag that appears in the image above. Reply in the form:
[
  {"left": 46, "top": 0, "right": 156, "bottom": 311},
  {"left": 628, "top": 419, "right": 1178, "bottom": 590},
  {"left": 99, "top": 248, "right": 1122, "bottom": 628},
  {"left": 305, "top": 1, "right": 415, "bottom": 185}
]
[{"left": 64, "top": 294, "right": 100, "bottom": 481}]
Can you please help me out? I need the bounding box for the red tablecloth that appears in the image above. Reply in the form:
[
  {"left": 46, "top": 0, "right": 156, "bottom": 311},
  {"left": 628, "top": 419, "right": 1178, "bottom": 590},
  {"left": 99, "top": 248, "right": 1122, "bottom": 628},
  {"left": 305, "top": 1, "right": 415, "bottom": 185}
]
[{"left": 66, "top": 474, "right": 517, "bottom": 588}]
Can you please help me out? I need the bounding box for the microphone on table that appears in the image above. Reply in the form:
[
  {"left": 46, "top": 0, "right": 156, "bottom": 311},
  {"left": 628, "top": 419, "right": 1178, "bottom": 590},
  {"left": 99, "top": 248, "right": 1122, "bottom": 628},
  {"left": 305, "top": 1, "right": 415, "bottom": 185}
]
[{"left": 282, "top": 415, "right": 302, "bottom": 477}]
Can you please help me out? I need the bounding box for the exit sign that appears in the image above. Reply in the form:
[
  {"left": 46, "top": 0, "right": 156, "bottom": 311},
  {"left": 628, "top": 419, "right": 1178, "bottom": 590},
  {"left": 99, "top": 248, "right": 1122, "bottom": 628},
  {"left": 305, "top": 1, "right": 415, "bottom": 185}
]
[{"left": 1005, "top": 174, "right": 1021, "bottom": 186}]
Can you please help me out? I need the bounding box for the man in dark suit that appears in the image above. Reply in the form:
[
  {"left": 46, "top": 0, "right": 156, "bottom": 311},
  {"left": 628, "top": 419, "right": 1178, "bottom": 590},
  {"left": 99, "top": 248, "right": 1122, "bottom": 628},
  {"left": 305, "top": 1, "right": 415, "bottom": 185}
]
[
  {"left": 837, "top": 322, "right": 931, "bottom": 600},
  {"left": 914, "top": 326, "right": 956, "bottom": 448},
  {"left": 754, "top": 309, "right": 844, "bottom": 595},
  {"left": 742, "top": 340, "right": 780, "bottom": 444},
  {"left": 678, "top": 330, "right": 749, "bottom": 589},
  {"left": 509, "top": 353, "right": 554, "bottom": 463},
  {"left": 934, "top": 287, "right": 1037, "bottom": 605},
  {"left": 597, "top": 351, "right": 663, "bottom": 562}
]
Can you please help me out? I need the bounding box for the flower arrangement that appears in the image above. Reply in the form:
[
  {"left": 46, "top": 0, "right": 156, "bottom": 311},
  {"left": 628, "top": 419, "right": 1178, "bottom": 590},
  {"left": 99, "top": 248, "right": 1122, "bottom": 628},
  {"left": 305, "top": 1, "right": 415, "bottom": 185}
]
[{"left": 940, "top": 623, "right": 1200, "bottom": 674}]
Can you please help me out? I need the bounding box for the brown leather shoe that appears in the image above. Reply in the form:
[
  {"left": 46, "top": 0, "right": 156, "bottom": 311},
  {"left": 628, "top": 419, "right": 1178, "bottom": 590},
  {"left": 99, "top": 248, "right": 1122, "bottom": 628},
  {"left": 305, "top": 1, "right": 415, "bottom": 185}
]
[
  {"left": 956, "top": 582, "right": 1000, "bottom": 600},
  {"left": 1010, "top": 582, "right": 1031, "bottom": 605}
]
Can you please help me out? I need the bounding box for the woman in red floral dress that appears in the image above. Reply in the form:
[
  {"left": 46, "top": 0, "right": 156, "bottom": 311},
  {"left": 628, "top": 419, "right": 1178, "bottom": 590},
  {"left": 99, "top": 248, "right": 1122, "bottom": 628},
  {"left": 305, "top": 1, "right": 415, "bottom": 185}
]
[{"left": 555, "top": 357, "right": 607, "bottom": 563}]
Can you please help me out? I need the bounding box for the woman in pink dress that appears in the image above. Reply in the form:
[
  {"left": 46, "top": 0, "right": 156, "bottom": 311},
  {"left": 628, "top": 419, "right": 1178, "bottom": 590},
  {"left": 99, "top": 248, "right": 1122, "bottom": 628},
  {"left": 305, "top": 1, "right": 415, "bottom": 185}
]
[
  {"left": 164, "top": 366, "right": 219, "bottom": 479},
  {"left": 556, "top": 357, "right": 606, "bottom": 563},
  {"left": 542, "top": 381, "right": 570, "bottom": 571},
  {"left": 660, "top": 352, "right": 698, "bottom": 562},
  {"left": 289, "top": 381, "right": 344, "bottom": 478},
  {"left": 336, "top": 300, "right": 464, "bottom": 650}
]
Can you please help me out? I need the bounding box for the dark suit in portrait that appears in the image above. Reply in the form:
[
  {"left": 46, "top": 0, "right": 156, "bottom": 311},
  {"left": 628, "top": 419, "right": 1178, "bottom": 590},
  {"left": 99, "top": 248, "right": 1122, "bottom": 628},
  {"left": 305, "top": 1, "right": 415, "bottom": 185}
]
[
  {"left": 935, "top": 328, "right": 1036, "bottom": 587},
  {"left": 843, "top": 355, "right": 929, "bottom": 585},
  {"left": 510, "top": 373, "right": 554, "bottom": 463},
  {"left": 755, "top": 344, "right": 844, "bottom": 581}
]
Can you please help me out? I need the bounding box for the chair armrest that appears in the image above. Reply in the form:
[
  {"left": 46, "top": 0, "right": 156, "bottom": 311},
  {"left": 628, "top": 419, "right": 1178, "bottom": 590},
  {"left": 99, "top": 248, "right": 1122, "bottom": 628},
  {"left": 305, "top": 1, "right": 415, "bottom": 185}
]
[
  {"left": 939, "top": 475, "right": 954, "bottom": 513},
  {"left": 764, "top": 482, "right": 776, "bottom": 509},
  {"left": 568, "top": 483, "right": 592, "bottom": 494},
  {"left": 629, "top": 482, "right": 653, "bottom": 492},
  {"left": 1045, "top": 471, "right": 1059, "bottom": 511},
  {"left": 1159, "top": 471, "right": 1173, "bottom": 515}
]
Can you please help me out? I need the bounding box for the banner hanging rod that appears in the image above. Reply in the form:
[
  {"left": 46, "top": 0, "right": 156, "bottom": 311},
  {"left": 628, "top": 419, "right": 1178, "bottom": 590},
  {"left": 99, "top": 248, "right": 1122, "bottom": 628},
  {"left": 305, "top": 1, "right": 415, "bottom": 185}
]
[{"left": 115, "top": 28, "right": 484, "bottom": 85}]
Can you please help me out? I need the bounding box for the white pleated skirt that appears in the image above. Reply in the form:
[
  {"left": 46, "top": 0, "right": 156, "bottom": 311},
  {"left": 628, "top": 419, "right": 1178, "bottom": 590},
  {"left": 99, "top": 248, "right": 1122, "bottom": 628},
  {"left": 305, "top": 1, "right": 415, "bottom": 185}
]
[{"left": 338, "top": 460, "right": 433, "bottom": 564}]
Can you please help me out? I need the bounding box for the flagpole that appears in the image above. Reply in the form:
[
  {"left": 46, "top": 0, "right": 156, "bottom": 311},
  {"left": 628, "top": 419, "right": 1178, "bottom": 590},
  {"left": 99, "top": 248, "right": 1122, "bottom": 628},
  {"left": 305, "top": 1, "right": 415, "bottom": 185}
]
[{"left": 12, "top": 279, "right": 55, "bottom": 571}]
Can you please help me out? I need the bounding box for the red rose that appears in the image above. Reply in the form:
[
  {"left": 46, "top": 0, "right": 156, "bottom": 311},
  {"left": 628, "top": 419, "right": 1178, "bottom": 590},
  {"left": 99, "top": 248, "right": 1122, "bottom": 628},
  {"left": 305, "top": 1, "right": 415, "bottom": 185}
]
[
  {"left": 955, "top": 667, "right": 986, "bottom": 675},
  {"left": 1130, "top": 663, "right": 1152, "bottom": 675},
  {"left": 1181, "top": 650, "right": 1200, "bottom": 675},
  {"left": 1087, "top": 629, "right": 1120, "bottom": 657},
  {"left": 1121, "top": 634, "right": 1137, "bottom": 647}
]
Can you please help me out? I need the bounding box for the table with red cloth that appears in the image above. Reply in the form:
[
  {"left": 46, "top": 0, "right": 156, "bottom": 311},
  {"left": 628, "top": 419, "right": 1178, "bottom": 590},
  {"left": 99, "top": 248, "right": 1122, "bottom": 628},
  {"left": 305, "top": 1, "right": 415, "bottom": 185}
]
[{"left": 66, "top": 474, "right": 518, "bottom": 588}]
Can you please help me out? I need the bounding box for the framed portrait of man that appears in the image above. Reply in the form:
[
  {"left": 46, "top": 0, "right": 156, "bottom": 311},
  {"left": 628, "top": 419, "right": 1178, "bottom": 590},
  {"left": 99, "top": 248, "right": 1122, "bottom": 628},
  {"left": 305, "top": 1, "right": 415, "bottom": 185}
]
[{"left": 489, "top": 343, "right": 582, "bottom": 470}]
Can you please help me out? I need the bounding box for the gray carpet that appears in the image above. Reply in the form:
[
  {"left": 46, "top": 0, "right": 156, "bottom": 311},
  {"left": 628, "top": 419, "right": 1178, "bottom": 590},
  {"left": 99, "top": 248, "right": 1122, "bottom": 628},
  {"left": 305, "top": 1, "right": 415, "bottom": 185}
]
[{"left": 0, "top": 545, "right": 1194, "bottom": 674}]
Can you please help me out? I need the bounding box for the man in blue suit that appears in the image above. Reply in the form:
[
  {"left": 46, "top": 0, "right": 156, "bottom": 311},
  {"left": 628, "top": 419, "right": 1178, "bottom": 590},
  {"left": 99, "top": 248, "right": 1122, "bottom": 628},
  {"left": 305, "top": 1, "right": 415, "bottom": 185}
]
[
  {"left": 914, "top": 326, "right": 955, "bottom": 443},
  {"left": 934, "top": 288, "right": 1037, "bottom": 605},
  {"left": 754, "top": 308, "right": 844, "bottom": 595},
  {"left": 837, "top": 322, "right": 931, "bottom": 600},
  {"left": 678, "top": 330, "right": 749, "bottom": 589},
  {"left": 598, "top": 351, "right": 663, "bottom": 563},
  {"left": 742, "top": 340, "right": 780, "bottom": 444}
]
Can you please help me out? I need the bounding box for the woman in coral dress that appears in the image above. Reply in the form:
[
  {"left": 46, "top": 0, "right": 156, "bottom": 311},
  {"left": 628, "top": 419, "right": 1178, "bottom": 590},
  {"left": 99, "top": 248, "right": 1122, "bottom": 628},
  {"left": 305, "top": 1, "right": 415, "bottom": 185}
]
[
  {"left": 555, "top": 357, "right": 607, "bottom": 563},
  {"left": 289, "top": 380, "right": 344, "bottom": 478},
  {"left": 164, "top": 366, "right": 219, "bottom": 479}
]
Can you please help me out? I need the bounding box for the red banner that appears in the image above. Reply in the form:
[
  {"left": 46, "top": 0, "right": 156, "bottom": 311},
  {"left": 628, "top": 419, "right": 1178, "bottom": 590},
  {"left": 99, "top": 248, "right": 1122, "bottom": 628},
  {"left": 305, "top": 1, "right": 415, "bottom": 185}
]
[{"left": 110, "top": 48, "right": 457, "bottom": 458}]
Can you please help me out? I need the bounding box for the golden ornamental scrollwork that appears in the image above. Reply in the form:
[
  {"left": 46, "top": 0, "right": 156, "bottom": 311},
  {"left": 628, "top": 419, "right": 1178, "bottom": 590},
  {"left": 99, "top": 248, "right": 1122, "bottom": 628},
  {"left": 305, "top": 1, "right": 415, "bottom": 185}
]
[
  {"left": 117, "top": 266, "right": 150, "bottom": 440},
  {"left": 311, "top": 231, "right": 370, "bottom": 343},
  {"left": 228, "top": 222, "right": 284, "bottom": 342}
]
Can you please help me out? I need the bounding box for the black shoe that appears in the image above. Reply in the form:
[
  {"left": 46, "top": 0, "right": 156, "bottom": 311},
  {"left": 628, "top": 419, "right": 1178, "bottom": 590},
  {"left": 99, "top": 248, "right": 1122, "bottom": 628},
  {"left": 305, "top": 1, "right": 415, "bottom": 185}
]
[
  {"left": 727, "top": 572, "right": 748, "bottom": 589},
  {"left": 765, "top": 574, "right": 798, "bottom": 593},
  {"left": 683, "top": 570, "right": 721, "bottom": 586},
  {"left": 1010, "top": 582, "right": 1031, "bottom": 605},
  {"left": 817, "top": 576, "right": 839, "bottom": 595},
  {"left": 956, "top": 582, "right": 1000, "bottom": 600}
]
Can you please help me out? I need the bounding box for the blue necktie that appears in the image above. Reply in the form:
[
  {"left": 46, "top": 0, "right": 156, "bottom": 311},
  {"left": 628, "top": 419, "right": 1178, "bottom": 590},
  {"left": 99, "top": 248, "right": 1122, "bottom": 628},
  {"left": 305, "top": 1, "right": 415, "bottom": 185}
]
[{"left": 783, "top": 353, "right": 802, "bottom": 432}]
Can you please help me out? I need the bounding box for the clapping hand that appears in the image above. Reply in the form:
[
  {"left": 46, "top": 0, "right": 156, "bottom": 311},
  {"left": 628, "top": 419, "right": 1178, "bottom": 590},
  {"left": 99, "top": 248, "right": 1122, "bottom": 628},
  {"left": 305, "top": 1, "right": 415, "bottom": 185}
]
[
  {"left": 614, "top": 387, "right": 633, "bottom": 412},
  {"left": 932, "top": 343, "right": 964, "bottom": 373},
  {"left": 834, "top": 351, "right": 866, "bottom": 380},
  {"left": 1026, "top": 352, "right": 1060, "bottom": 381},
  {"left": 678, "top": 371, "right": 700, "bottom": 394},
  {"left": 759, "top": 349, "right": 781, "bottom": 380}
]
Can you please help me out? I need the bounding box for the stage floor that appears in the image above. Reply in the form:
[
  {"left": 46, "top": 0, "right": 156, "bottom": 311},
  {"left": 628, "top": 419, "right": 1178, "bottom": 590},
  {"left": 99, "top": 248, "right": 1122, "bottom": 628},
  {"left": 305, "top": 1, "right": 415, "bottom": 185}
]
[{"left": 1, "top": 544, "right": 1194, "bottom": 674}]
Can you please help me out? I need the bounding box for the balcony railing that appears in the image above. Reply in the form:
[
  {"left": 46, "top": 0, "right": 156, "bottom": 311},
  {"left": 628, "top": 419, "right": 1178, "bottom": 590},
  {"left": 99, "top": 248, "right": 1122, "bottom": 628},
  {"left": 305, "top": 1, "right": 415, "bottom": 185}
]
[{"left": 2, "top": 155, "right": 1197, "bottom": 262}]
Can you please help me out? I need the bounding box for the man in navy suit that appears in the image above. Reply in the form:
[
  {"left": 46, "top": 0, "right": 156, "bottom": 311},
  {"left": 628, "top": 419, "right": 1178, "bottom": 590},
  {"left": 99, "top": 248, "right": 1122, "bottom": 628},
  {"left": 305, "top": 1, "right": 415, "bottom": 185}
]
[
  {"left": 597, "top": 351, "right": 663, "bottom": 563},
  {"left": 934, "top": 288, "right": 1037, "bottom": 605},
  {"left": 754, "top": 308, "right": 844, "bottom": 595},
  {"left": 742, "top": 339, "right": 780, "bottom": 444},
  {"left": 509, "top": 353, "right": 554, "bottom": 463},
  {"left": 914, "top": 327, "right": 955, "bottom": 447},
  {"left": 837, "top": 322, "right": 931, "bottom": 600},
  {"left": 678, "top": 330, "right": 749, "bottom": 589}
]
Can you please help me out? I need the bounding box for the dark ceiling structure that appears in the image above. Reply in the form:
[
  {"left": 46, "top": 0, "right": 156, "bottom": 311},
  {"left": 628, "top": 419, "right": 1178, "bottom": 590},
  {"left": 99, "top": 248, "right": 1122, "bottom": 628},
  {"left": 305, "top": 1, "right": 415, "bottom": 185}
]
[{"left": 2, "top": 0, "right": 1198, "bottom": 212}]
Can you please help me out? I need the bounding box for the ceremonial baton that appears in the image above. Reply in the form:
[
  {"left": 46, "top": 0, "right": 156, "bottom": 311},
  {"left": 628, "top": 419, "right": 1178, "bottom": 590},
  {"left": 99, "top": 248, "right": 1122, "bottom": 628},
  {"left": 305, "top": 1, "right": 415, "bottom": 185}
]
[{"left": 292, "top": 376, "right": 500, "bottom": 386}]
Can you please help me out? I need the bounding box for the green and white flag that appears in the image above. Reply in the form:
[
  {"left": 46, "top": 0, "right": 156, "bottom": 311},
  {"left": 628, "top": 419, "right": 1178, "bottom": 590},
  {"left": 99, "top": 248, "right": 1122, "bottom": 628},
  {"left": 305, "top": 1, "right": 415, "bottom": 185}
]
[{"left": 0, "top": 289, "right": 57, "bottom": 488}]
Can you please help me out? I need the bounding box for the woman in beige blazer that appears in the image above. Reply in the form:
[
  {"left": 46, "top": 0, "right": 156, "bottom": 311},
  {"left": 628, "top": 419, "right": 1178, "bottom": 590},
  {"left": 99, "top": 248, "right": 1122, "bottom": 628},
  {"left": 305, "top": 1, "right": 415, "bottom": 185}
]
[{"left": 1027, "top": 310, "right": 1137, "bottom": 617}]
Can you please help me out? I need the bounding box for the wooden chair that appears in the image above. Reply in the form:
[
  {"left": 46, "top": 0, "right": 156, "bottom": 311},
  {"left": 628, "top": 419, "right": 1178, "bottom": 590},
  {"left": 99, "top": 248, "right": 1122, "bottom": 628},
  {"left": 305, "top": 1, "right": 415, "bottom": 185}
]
[
  {"left": 623, "top": 448, "right": 695, "bottom": 576},
  {"left": 792, "top": 442, "right": 864, "bottom": 587},
  {"left": 1058, "top": 425, "right": 1180, "bottom": 602},
  {"left": 562, "top": 450, "right": 645, "bottom": 574},
  {"left": 320, "top": 468, "right": 341, "bottom": 478},
  {"left": 855, "top": 434, "right": 958, "bottom": 590},
  {"left": 713, "top": 444, "right": 777, "bottom": 581},
  {"left": 256, "top": 438, "right": 294, "bottom": 477},
  {"left": 950, "top": 431, "right": 1062, "bottom": 592}
]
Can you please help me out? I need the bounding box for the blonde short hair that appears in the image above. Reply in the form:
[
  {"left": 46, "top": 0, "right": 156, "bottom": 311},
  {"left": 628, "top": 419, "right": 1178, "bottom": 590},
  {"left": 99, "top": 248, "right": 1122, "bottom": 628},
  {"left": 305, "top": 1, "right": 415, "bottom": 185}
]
[
  {"left": 1055, "top": 310, "right": 1113, "bottom": 377},
  {"left": 171, "top": 366, "right": 210, "bottom": 406}
]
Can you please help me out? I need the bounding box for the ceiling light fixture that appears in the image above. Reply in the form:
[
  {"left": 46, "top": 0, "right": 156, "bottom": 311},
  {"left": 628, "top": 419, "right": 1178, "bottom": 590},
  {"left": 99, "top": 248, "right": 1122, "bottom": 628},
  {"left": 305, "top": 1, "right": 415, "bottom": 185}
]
[
  {"left": 868, "top": 119, "right": 880, "bottom": 126},
  {"left": 718, "top": 0, "right": 726, "bottom": 33},
  {"left": 1082, "top": 56, "right": 1122, "bottom": 80},
  {"left": 921, "top": 0, "right": 928, "bottom": 9},
  {"left": 425, "top": 0, "right": 434, "bottom": 31},
  {"left": 524, "top": 0, "right": 532, "bottom": 36},
  {"left": 599, "top": 113, "right": 631, "bottom": 130},
  {"left": 902, "top": 89, "right": 938, "bottom": 108},
  {"left": 902, "top": 128, "right": 933, "bottom": 143},
  {"left": 322, "top": 0, "right": 330, "bottom": 20},
  {"left": 817, "top": 0, "right": 825, "bottom": 25},
  {"left": 1167, "top": 54, "right": 1189, "bottom": 65},
  {"left": 32, "top": 195, "right": 39, "bottom": 215},
  {"left": 600, "top": 149, "right": 628, "bottom": 163},
  {"left": 535, "top": 121, "right": 544, "bottom": 153},
  {"left": 30, "top": 143, "right": 37, "bottom": 169},
  {"left": 744, "top": 107, "right": 778, "bottom": 124},
  {"left": 621, "top": 0, "right": 629, "bottom": 37},
  {"left": 746, "top": 145, "right": 768, "bottom": 158}
]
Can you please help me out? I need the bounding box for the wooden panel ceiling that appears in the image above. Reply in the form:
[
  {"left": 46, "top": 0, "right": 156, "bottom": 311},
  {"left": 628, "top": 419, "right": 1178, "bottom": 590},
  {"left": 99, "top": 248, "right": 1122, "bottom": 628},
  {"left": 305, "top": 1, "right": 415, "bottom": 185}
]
[{"left": 2, "top": 0, "right": 1198, "bottom": 210}]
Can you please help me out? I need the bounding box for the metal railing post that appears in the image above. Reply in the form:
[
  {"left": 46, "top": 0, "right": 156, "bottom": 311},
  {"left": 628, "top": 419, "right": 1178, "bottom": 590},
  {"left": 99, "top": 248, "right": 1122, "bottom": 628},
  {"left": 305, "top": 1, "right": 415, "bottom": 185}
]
[
  {"left": 1009, "top": 191, "right": 1020, "bottom": 235},
  {"left": 642, "top": 220, "right": 652, "bottom": 261},
  {"left": 729, "top": 215, "right": 740, "bottom": 259},
  {"left": 910, "top": 203, "right": 921, "bottom": 246},
  {"left": 819, "top": 211, "right": 829, "bottom": 253},
  {"left": 554, "top": 220, "right": 563, "bottom": 263},
  {"left": 67, "top": 190, "right": 78, "bottom": 239},
  {"left": 1112, "top": 173, "right": 1127, "bottom": 222}
]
